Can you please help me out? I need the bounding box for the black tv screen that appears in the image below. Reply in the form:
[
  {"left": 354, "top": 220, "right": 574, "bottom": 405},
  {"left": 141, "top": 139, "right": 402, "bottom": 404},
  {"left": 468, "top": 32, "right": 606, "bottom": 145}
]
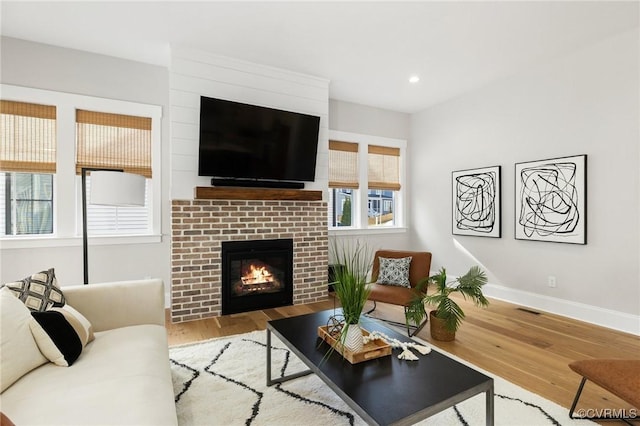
[{"left": 198, "top": 96, "right": 320, "bottom": 182}]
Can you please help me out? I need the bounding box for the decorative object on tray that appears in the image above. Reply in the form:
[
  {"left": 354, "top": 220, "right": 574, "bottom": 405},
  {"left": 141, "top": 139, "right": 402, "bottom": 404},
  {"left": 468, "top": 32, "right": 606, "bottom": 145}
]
[
  {"left": 318, "top": 325, "right": 391, "bottom": 364},
  {"left": 328, "top": 239, "right": 374, "bottom": 352},
  {"left": 325, "top": 315, "right": 344, "bottom": 337},
  {"left": 362, "top": 330, "right": 431, "bottom": 361},
  {"left": 515, "top": 154, "right": 587, "bottom": 244},
  {"left": 452, "top": 165, "right": 501, "bottom": 238},
  {"left": 319, "top": 320, "right": 431, "bottom": 363},
  {"left": 407, "top": 266, "right": 489, "bottom": 341}
]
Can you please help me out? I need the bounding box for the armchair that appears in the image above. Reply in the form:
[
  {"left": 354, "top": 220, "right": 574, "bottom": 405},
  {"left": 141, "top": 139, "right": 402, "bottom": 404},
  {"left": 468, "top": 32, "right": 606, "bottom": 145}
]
[{"left": 366, "top": 249, "right": 432, "bottom": 336}]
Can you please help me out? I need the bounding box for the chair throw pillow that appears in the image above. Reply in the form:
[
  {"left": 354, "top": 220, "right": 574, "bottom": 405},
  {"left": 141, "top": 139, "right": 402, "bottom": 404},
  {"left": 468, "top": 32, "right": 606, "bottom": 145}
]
[
  {"left": 2, "top": 268, "right": 65, "bottom": 312},
  {"left": 377, "top": 256, "right": 412, "bottom": 288}
]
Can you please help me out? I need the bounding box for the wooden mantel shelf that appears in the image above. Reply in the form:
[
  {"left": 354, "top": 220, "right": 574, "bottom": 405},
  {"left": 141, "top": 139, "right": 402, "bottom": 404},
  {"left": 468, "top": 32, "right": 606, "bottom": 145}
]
[{"left": 195, "top": 186, "right": 323, "bottom": 201}]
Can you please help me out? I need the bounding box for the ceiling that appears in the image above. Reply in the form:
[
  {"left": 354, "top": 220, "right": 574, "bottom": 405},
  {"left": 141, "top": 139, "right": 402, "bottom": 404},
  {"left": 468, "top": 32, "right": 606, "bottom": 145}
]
[{"left": 1, "top": 1, "right": 638, "bottom": 113}]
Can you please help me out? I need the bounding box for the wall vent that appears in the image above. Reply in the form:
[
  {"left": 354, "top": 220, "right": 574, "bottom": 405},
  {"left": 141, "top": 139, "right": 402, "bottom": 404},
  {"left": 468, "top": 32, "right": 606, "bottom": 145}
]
[{"left": 516, "top": 307, "right": 541, "bottom": 315}]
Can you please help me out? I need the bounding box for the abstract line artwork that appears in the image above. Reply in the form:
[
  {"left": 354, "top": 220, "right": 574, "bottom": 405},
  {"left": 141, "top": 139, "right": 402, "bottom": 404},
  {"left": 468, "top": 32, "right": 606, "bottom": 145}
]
[
  {"left": 515, "top": 155, "right": 587, "bottom": 244},
  {"left": 452, "top": 166, "right": 501, "bottom": 238}
]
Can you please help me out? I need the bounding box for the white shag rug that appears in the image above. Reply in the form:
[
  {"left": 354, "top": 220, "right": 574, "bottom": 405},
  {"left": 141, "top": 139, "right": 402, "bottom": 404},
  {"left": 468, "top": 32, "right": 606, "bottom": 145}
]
[{"left": 169, "top": 330, "right": 594, "bottom": 426}]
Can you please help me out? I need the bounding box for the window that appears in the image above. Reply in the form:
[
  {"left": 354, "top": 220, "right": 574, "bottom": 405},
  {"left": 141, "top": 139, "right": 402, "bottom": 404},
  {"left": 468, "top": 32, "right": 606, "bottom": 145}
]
[
  {"left": 0, "top": 100, "right": 57, "bottom": 236},
  {"left": 0, "top": 84, "right": 162, "bottom": 245},
  {"left": 83, "top": 177, "right": 150, "bottom": 234},
  {"left": 76, "top": 110, "right": 152, "bottom": 236},
  {"left": 329, "top": 188, "right": 354, "bottom": 227},
  {"left": 367, "top": 145, "right": 400, "bottom": 227},
  {"left": 328, "top": 131, "right": 406, "bottom": 231},
  {"left": 1, "top": 173, "right": 54, "bottom": 235},
  {"left": 328, "top": 141, "right": 359, "bottom": 227}
]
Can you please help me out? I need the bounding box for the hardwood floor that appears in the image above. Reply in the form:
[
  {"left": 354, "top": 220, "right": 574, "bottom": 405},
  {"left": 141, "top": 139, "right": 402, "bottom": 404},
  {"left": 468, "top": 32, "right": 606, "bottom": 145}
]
[{"left": 165, "top": 294, "right": 639, "bottom": 424}]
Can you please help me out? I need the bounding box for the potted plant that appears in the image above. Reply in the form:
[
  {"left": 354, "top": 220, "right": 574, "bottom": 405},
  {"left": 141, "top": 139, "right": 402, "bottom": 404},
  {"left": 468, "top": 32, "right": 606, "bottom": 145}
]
[
  {"left": 407, "top": 266, "right": 489, "bottom": 341},
  {"left": 329, "top": 239, "right": 373, "bottom": 352}
]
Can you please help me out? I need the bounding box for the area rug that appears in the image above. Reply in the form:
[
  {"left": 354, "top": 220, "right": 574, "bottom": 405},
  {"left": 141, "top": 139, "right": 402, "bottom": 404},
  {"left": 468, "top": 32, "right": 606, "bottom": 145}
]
[{"left": 169, "top": 330, "right": 594, "bottom": 426}]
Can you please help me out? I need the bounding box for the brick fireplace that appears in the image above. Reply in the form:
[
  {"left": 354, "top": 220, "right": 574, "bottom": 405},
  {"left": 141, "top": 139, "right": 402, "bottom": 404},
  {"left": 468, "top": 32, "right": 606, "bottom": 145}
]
[{"left": 170, "top": 189, "right": 328, "bottom": 323}]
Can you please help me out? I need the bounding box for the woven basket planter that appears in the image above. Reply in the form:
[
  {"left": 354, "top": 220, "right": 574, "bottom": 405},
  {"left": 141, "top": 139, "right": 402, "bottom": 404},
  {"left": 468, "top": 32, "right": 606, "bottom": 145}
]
[{"left": 429, "top": 310, "right": 455, "bottom": 341}]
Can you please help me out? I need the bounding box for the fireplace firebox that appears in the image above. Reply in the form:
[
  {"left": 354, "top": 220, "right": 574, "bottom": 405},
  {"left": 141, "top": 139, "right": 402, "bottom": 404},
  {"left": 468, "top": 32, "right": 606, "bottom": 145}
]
[{"left": 221, "top": 239, "right": 294, "bottom": 315}]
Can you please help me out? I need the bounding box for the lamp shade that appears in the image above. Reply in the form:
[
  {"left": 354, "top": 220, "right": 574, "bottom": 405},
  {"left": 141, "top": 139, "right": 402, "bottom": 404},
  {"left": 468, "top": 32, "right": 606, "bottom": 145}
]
[{"left": 90, "top": 171, "right": 145, "bottom": 206}]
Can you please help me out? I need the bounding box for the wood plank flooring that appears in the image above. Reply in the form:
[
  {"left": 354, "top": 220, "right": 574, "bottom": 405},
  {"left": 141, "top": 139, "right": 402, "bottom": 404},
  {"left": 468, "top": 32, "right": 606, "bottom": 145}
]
[{"left": 165, "top": 293, "right": 639, "bottom": 424}]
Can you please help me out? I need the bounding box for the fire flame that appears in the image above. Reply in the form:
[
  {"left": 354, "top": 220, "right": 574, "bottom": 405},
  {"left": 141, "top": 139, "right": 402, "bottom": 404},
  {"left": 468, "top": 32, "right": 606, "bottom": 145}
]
[{"left": 242, "top": 264, "right": 274, "bottom": 285}]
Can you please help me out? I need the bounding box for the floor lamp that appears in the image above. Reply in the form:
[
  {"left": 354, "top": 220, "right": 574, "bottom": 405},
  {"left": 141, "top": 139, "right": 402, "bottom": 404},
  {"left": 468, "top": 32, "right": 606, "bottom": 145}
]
[{"left": 82, "top": 168, "right": 146, "bottom": 284}]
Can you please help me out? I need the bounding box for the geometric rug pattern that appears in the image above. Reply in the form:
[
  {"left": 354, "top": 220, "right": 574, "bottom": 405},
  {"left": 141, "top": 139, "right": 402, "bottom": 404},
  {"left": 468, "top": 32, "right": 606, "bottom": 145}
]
[{"left": 169, "top": 330, "right": 594, "bottom": 425}]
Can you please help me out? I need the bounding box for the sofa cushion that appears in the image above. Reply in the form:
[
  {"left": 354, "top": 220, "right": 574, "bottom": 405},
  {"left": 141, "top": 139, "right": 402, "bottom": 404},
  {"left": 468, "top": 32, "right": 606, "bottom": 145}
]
[
  {"left": 30, "top": 311, "right": 83, "bottom": 367},
  {"left": 2, "top": 268, "right": 65, "bottom": 312},
  {"left": 0, "top": 324, "right": 178, "bottom": 425},
  {"left": 0, "top": 288, "right": 48, "bottom": 392},
  {"left": 376, "top": 256, "right": 412, "bottom": 287}
]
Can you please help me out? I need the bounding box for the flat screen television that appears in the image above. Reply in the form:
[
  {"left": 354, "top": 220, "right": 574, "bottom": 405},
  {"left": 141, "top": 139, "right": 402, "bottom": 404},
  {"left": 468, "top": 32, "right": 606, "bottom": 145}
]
[{"left": 198, "top": 96, "right": 320, "bottom": 185}]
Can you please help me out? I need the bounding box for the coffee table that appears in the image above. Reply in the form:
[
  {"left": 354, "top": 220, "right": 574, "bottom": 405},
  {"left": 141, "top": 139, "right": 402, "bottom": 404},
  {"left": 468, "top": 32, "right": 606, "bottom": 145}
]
[{"left": 266, "top": 309, "right": 494, "bottom": 426}]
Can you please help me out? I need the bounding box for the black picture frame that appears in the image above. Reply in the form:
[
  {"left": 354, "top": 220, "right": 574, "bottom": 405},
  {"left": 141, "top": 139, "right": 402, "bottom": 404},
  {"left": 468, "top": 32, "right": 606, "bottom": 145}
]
[
  {"left": 514, "top": 154, "right": 587, "bottom": 244},
  {"left": 452, "top": 165, "right": 501, "bottom": 238}
]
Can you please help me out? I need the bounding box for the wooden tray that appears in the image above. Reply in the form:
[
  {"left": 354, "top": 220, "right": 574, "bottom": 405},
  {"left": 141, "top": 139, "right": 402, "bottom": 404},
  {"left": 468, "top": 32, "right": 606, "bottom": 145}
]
[{"left": 318, "top": 325, "right": 392, "bottom": 364}]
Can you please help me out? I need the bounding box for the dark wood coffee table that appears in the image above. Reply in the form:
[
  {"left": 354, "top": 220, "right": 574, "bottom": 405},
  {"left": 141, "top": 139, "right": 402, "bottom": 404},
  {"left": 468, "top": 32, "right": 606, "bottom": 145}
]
[{"left": 266, "top": 309, "right": 494, "bottom": 426}]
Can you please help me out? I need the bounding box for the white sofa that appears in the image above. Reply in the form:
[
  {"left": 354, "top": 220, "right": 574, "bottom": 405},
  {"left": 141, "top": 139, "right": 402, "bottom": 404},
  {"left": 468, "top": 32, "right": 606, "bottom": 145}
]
[{"left": 0, "top": 279, "right": 178, "bottom": 426}]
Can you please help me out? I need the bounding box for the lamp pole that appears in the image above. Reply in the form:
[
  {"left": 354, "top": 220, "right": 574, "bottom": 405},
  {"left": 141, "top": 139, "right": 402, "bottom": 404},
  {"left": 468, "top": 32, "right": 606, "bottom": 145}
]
[{"left": 81, "top": 167, "right": 123, "bottom": 285}]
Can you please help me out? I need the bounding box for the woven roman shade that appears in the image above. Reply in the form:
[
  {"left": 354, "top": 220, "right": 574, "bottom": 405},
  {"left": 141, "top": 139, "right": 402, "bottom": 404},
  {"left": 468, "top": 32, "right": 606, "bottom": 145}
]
[
  {"left": 0, "top": 100, "right": 57, "bottom": 173},
  {"left": 368, "top": 145, "right": 401, "bottom": 190},
  {"left": 75, "top": 109, "right": 152, "bottom": 178},
  {"left": 329, "top": 140, "right": 359, "bottom": 189}
]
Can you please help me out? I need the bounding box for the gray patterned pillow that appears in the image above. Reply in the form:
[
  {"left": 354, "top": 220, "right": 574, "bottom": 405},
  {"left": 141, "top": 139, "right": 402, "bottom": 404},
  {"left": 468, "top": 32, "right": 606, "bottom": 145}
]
[
  {"left": 2, "top": 268, "right": 65, "bottom": 312},
  {"left": 376, "top": 257, "right": 412, "bottom": 288}
]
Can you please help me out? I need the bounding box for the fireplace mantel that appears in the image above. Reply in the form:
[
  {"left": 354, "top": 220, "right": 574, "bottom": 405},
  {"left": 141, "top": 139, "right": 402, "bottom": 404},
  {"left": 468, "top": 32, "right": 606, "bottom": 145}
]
[{"left": 195, "top": 186, "right": 323, "bottom": 201}]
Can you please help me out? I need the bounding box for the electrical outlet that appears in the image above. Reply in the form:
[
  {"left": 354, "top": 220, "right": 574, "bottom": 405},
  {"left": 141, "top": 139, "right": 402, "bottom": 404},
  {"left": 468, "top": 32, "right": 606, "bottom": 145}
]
[{"left": 547, "top": 276, "right": 557, "bottom": 288}]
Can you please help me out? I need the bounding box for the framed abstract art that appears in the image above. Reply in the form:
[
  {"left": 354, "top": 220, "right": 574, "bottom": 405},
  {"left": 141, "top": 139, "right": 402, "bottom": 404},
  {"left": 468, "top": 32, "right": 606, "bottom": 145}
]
[
  {"left": 452, "top": 165, "right": 501, "bottom": 238},
  {"left": 514, "top": 154, "right": 587, "bottom": 244}
]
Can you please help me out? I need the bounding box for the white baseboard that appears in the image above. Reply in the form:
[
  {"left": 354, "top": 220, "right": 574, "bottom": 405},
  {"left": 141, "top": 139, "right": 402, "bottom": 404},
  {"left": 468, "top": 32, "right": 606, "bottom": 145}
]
[{"left": 483, "top": 283, "right": 640, "bottom": 336}]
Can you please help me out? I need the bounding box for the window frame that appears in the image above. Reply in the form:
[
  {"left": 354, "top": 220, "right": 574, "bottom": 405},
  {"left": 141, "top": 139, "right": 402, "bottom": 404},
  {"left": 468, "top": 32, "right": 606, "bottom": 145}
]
[
  {"left": 0, "top": 84, "right": 162, "bottom": 249},
  {"left": 328, "top": 130, "right": 407, "bottom": 235}
]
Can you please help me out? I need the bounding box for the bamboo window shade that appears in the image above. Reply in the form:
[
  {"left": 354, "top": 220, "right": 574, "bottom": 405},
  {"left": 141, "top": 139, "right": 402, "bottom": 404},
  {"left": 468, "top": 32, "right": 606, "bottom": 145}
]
[
  {"left": 368, "top": 145, "right": 401, "bottom": 190},
  {"left": 329, "top": 140, "right": 359, "bottom": 189},
  {"left": 0, "top": 100, "right": 57, "bottom": 173},
  {"left": 75, "top": 109, "right": 152, "bottom": 178}
]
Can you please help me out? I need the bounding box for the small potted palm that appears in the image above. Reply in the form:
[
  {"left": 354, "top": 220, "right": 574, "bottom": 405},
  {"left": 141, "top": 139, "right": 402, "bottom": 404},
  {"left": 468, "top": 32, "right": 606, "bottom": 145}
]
[
  {"left": 329, "top": 239, "right": 373, "bottom": 352},
  {"left": 407, "top": 266, "right": 489, "bottom": 341}
]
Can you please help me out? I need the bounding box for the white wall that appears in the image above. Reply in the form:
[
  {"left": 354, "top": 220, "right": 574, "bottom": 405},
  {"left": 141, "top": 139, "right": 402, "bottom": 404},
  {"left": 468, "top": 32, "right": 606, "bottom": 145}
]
[
  {"left": 0, "top": 37, "right": 172, "bottom": 289},
  {"left": 329, "top": 99, "right": 410, "bottom": 141},
  {"left": 328, "top": 100, "right": 413, "bottom": 251},
  {"left": 169, "top": 46, "right": 329, "bottom": 200},
  {"left": 410, "top": 29, "right": 639, "bottom": 334}
]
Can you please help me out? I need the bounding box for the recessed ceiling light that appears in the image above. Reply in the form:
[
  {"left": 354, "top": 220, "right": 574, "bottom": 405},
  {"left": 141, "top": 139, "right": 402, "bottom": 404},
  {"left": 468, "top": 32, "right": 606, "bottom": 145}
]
[{"left": 409, "top": 75, "right": 420, "bottom": 83}]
